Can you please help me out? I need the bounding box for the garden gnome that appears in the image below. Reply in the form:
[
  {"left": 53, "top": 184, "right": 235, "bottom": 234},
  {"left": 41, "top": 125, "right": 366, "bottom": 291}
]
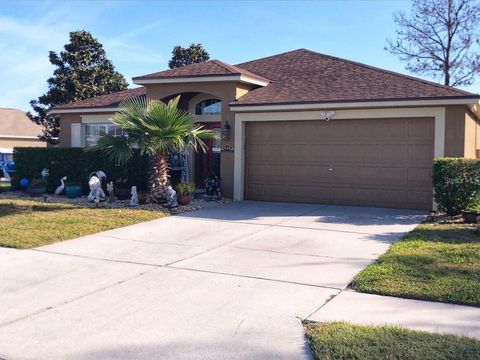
[
  {"left": 130, "top": 186, "right": 139, "bottom": 206},
  {"left": 165, "top": 185, "right": 178, "bottom": 207}
]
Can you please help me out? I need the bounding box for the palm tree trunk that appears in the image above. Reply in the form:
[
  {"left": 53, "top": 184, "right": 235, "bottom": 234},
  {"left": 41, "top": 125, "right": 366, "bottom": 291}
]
[{"left": 148, "top": 153, "right": 170, "bottom": 203}]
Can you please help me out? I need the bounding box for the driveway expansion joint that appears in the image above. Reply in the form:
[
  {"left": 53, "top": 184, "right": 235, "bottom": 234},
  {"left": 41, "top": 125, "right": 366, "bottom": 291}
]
[{"left": 166, "top": 265, "right": 343, "bottom": 291}]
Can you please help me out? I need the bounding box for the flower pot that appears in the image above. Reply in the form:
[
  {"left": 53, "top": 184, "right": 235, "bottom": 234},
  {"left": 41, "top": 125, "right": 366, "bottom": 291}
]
[
  {"left": 462, "top": 211, "right": 480, "bottom": 224},
  {"left": 65, "top": 184, "right": 82, "bottom": 199},
  {"left": 178, "top": 194, "right": 191, "bottom": 206},
  {"left": 138, "top": 192, "right": 147, "bottom": 204},
  {"left": 28, "top": 186, "right": 46, "bottom": 197},
  {"left": 28, "top": 180, "right": 47, "bottom": 197},
  {"left": 115, "top": 186, "right": 131, "bottom": 200}
]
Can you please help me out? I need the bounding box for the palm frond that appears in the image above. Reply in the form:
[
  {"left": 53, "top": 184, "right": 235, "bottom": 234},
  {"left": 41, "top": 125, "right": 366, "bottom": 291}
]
[
  {"left": 88, "top": 135, "right": 135, "bottom": 165},
  {"left": 93, "top": 95, "right": 219, "bottom": 160}
]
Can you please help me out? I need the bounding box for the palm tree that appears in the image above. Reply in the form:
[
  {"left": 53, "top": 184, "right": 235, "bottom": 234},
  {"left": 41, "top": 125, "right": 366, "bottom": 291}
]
[{"left": 91, "top": 96, "right": 218, "bottom": 202}]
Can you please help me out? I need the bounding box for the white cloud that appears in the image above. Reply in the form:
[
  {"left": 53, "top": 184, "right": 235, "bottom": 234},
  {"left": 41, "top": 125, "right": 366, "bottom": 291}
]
[{"left": 0, "top": 4, "right": 166, "bottom": 111}]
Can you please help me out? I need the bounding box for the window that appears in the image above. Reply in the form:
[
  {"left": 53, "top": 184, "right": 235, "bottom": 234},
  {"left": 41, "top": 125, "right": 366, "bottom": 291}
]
[
  {"left": 84, "top": 123, "right": 123, "bottom": 147},
  {"left": 195, "top": 99, "right": 221, "bottom": 115}
]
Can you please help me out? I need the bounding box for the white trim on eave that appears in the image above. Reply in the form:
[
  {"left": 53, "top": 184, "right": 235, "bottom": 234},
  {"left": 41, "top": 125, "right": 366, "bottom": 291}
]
[
  {"left": 133, "top": 74, "right": 269, "bottom": 87},
  {"left": 46, "top": 107, "right": 120, "bottom": 116},
  {"left": 0, "top": 135, "right": 40, "bottom": 140},
  {"left": 230, "top": 98, "right": 480, "bottom": 112}
]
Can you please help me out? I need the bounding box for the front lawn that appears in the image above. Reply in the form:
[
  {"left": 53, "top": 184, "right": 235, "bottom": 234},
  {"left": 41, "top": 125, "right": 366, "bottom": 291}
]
[
  {"left": 0, "top": 199, "right": 167, "bottom": 249},
  {"left": 304, "top": 321, "right": 480, "bottom": 360},
  {"left": 352, "top": 223, "right": 480, "bottom": 306}
]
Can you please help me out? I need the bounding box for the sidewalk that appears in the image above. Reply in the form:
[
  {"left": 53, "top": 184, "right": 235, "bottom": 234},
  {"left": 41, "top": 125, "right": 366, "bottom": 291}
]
[{"left": 307, "top": 290, "right": 480, "bottom": 339}]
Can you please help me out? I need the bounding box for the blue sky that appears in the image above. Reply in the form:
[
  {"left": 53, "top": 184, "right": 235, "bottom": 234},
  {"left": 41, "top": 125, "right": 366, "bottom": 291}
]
[{"left": 1, "top": 0, "right": 479, "bottom": 111}]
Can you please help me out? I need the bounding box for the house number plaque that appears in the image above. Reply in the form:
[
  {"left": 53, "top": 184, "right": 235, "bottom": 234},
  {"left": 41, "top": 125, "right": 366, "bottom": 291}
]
[{"left": 221, "top": 145, "right": 234, "bottom": 152}]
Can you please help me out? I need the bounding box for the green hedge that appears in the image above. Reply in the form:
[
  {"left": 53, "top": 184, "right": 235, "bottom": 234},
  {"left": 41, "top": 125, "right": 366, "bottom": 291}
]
[
  {"left": 13, "top": 147, "right": 149, "bottom": 193},
  {"left": 433, "top": 158, "right": 480, "bottom": 215}
]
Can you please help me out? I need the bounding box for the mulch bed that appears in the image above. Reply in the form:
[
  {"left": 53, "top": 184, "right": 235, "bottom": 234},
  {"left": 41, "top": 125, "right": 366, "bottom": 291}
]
[{"left": 0, "top": 190, "right": 231, "bottom": 215}]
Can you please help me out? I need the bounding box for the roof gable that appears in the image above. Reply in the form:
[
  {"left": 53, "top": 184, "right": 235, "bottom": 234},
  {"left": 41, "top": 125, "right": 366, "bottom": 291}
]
[{"left": 133, "top": 59, "right": 270, "bottom": 84}]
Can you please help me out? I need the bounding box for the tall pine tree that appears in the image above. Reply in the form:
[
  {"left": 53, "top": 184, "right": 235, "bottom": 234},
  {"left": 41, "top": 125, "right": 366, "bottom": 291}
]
[
  {"left": 168, "top": 43, "right": 210, "bottom": 69},
  {"left": 29, "top": 30, "right": 128, "bottom": 144}
]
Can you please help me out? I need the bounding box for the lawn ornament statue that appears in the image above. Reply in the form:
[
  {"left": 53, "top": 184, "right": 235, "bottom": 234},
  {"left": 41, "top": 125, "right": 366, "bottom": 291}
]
[
  {"left": 204, "top": 175, "right": 221, "bottom": 200},
  {"left": 54, "top": 176, "right": 67, "bottom": 195},
  {"left": 88, "top": 171, "right": 106, "bottom": 202},
  {"left": 165, "top": 185, "right": 178, "bottom": 208},
  {"left": 107, "top": 181, "right": 115, "bottom": 203},
  {"left": 130, "top": 186, "right": 139, "bottom": 206}
]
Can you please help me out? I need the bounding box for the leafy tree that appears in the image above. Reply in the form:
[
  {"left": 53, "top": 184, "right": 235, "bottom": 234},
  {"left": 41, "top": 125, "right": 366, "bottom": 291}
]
[
  {"left": 387, "top": 0, "right": 480, "bottom": 86},
  {"left": 168, "top": 43, "right": 210, "bottom": 69},
  {"left": 90, "top": 96, "right": 218, "bottom": 202},
  {"left": 28, "top": 30, "right": 128, "bottom": 144}
]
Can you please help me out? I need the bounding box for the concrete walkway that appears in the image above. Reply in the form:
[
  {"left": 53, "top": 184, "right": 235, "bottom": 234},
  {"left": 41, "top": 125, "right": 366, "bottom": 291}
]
[
  {"left": 308, "top": 290, "right": 480, "bottom": 339},
  {"left": 0, "top": 201, "right": 428, "bottom": 359}
]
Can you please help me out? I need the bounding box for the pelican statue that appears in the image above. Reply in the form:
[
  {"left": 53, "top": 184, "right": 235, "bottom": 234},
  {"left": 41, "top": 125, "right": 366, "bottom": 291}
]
[{"left": 54, "top": 176, "right": 67, "bottom": 195}]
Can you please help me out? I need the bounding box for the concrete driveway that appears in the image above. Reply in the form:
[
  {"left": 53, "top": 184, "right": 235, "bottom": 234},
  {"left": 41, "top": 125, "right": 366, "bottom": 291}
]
[{"left": 0, "top": 201, "right": 424, "bottom": 360}]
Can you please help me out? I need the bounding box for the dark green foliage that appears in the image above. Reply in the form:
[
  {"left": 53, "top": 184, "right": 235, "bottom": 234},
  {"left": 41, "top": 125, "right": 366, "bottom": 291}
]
[
  {"left": 305, "top": 321, "right": 480, "bottom": 360},
  {"left": 432, "top": 158, "right": 480, "bottom": 215},
  {"left": 168, "top": 43, "right": 210, "bottom": 69},
  {"left": 28, "top": 30, "right": 128, "bottom": 144},
  {"left": 13, "top": 148, "right": 148, "bottom": 193}
]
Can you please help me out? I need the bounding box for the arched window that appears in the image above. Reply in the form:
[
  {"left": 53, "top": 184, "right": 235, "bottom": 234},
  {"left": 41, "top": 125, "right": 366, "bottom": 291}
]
[{"left": 195, "top": 99, "right": 221, "bottom": 115}]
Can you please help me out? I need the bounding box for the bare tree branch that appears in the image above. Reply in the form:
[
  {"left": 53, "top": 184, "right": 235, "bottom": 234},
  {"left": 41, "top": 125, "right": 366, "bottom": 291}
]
[{"left": 387, "top": 0, "right": 480, "bottom": 86}]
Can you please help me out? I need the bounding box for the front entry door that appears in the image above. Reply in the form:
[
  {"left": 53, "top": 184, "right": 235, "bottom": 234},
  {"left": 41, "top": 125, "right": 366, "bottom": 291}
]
[{"left": 194, "top": 122, "right": 221, "bottom": 188}]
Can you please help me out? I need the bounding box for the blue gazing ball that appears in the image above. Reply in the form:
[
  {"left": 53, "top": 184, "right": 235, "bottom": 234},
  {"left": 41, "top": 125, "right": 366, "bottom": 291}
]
[{"left": 19, "top": 178, "right": 29, "bottom": 188}]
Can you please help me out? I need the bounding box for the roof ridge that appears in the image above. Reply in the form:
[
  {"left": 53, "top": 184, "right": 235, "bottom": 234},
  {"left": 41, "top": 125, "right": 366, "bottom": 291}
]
[
  {"left": 235, "top": 48, "right": 307, "bottom": 67},
  {"left": 299, "top": 49, "right": 475, "bottom": 96},
  {"left": 210, "top": 59, "right": 239, "bottom": 73}
]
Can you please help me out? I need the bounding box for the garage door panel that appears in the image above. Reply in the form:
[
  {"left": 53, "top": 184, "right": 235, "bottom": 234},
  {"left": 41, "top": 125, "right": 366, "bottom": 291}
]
[
  {"left": 245, "top": 118, "right": 434, "bottom": 210},
  {"left": 408, "top": 144, "right": 433, "bottom": 162},
  {"left": 406, "top": 169, "right": 432, "bottom": 187},
  {"left": 380, "top": 144, "right": 408, "bottom": 162},
  {"left": 409, "top": 119, "right": 434, "bottom": 137},
  {"left": 310, "top": 144, "right": 331, "bottom": 160},
  {"left": 382, "top": 121, "right": 408, "bottom": 137},
  {"left": 355, "top": 144, "right": 379, "bottom": 161}
]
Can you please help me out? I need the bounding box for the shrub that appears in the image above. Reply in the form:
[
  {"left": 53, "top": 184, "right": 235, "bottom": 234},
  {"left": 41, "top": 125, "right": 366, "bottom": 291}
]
[
  {"left": 13, "top": 148, "right": 149, "bottom": 194},
  {"left": 433, "top": 158, "right": 480, "bottom": 215}
]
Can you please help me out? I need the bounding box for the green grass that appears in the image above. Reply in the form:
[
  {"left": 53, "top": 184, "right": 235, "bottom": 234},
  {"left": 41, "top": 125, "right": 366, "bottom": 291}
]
[
  {"left": 0, "top": 199, "right": 167, "bottom": 249},
  {"left": 352, "top": 223, "right": 480, "bottom": 306},
  {"left": 304, "top": 321, "right": 480, "bottom": 360}
]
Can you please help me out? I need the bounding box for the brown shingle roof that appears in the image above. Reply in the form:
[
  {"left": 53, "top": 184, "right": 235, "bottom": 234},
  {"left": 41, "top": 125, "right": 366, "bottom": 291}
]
[
  {"left": 133, "top": 59, "right": 270, "bottom": 83},
  {"left": 51, "top": 49, "right": 479, "bottom": 112},
  {"left": 233, "top": 49, "right": 478, "bottom": 106},
  {"left": 53, "top": 87, "right": 146, "bottom": 110},
  {"left": 0, "top": 108, "right": 43, "bottom": 137}
]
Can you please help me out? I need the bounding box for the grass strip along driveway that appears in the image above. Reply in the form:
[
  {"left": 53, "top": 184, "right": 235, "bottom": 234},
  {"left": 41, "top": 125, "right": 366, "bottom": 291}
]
[
  {"left": 0, "top": 199, "right": 167, "bottom": 249},
  {"left": 304, "top": 321, "right": 480, "bottom": 360},
  {"left": 352, "top": 223, "right": 480, "bottom": 307}
]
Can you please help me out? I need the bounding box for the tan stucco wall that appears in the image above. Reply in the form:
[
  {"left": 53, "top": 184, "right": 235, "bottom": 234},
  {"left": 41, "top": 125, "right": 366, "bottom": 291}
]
[
  {"left": 443, "top": 105, "right": 480, "bottom": 158},
  {"left": 0, "top": 138, "right": 45, "bottom": 149},
  {"left": 58, "top": 112, "right": 117, "bottom": 148},
  {"left": 444, "top": 105, "right": 466, "bottom": 157},
  {"left": 58, "top": 113, "right": 81, "bottom": 147},
  {"left": 464, "top": 110, "right": 479, "bottom": 158}
]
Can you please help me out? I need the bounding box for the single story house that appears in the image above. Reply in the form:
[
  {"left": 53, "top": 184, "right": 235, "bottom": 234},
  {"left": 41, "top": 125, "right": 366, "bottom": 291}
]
[
  {"left": 48, "top": 49, "right": 480, "bottom": 210},
  {"left": 0, "top": 107, "right": 45, "bottom": 161}
]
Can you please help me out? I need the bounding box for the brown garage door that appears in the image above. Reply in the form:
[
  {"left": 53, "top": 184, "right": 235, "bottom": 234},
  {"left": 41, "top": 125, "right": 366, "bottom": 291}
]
[{"left": 245, "top": 118, "right": 434, "bottom": 210}]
